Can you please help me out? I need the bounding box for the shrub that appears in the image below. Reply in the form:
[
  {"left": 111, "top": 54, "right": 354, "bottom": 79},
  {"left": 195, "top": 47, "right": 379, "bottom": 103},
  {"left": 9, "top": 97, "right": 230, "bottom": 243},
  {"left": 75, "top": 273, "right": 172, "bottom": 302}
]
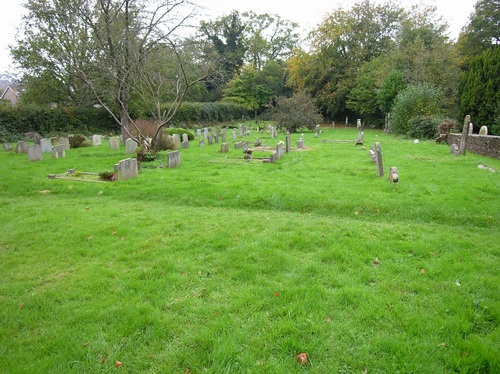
[
  {"left": 271, "top": 92, "right": 323, "bottom": 133},
  {"left": 389, "top": 85, "right": 443, "bottom": 136},
  {"left": 69, "top": 135, "right": 91, "bottom": 148},
  {"left": 163, "top": 128, "right": 195, "bottom": 140},
  {"left": 156, "top": 133, "right": 177, "bottom": 151}
]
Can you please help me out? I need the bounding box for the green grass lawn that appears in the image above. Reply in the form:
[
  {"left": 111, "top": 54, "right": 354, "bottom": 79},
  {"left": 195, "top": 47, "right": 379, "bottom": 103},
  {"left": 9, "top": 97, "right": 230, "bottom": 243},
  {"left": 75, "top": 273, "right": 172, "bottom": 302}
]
[{"left": 1, "top": 127, "right": 499, "bottom": 373}]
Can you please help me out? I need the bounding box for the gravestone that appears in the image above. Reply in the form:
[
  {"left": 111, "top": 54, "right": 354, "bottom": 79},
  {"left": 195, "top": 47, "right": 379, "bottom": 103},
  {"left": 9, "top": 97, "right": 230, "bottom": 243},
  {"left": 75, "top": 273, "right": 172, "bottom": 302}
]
[
  {"left": 109, "top": 136, "right": 120, "bottom": 150},
  {"left": 221, "top": 132, "right": 226, "bottom": 142},
  {"left": 17, "top": 141, "right": 28, "bottom": 154},
  {"left": 270, "top": 151, "right": 277, "bottom": 163},
  {"left": 92, "top": 135, "right": 102, "bottom": 146},
  {"left": 199, "top": 139, "right": 205, "bottom": 147},
  {"left": 315, "top": 124, "right": 321, "bottom": 135},
  {"left": 203, "top": 128, "right": 208, "bottom": 139},
  {"left": 52, "top": 145, "right": 65, "bottom": 158},
  {"left": 469, "top": 123, "right": 474, "bottom": 135},
  {"left": 450, "top": 143, "right": 459, "bottom": 155},
  {"left": 479, "top": 126, "right": 488, "bottom": 135},
  {"left": 214, "top": 134, "right": 219, "bottom": 143},
  {"left": 172, "top": 134, "right": 181, "bottom": 149},
  {"left": 389, "top": 166, "right": 399, "bottom": 183},
  {"left": 167, "top": 150, "right": 180, "bottom": 168},
  {"left": 125, "top": 138, "right": 138, "bottom": 154},
  {"left": 207, "top": 135, "right": 213, "bottom": 145},
  {"left": 50, "top": 137, "right": 59, "bottom": 145},
  {"left": 232, "top": 130, "right": 236, "bottom": 141},
  {"left": 297, "top": 139, "right": 304, "bottom": 149},
  {"left": 275, "top": 141, "right": 284, "bottom": 160},
  {"left": 356, "top": 119, "right": 363, "bottom": 131},
  {"left": 375, "top": 142, "right": 384, "bottom": 177},
  {"left": 220, "top": 143, "right": 229, "bottom": 153},
  {"left": 238, "top": 124, "right": 244, "bottom": 137},
  {"left": 59, "top": 137, "right": 70, "bottom": 151},
  {"left": 3, "top": 143, "right": 11, "bottom": 152},
  {"left": 286, "top": 132, "right": 291, "bottom": 153},
  {"left": 234, "top": 141, "right": 243, "bottom": 149},
  {"left": 182, "top": 140, "right": 189, "bottom": 149},
  {"left": 114, "top": 158, "right": 138, "bottom": 180},
  {"left": 182, "top": 133, "right": 189, "bottom": 143},
  {"left": 27, "top": 144, "right": 43, "bottom": 161},
  {"left": 196, "top": 129, "right": 202, "bottom": 137},
  {"left": 368, "top": 147, "right": 376, "bottom": 162},
  {"left": 41, "top": 138, "right": 53, "bottom": 153},
  {"left": 355, "top": 131, "right": 364, "bottom": 145},
  {"left": 459, "top": 115, "right": 470, "bottom": 155}
]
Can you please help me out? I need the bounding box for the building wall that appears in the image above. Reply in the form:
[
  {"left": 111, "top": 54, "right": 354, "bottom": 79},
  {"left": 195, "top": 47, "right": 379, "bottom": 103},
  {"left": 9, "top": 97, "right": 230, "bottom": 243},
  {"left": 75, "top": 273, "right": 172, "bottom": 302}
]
[{"left": 447, "top": 133, "right": 500, "bottom": 159}]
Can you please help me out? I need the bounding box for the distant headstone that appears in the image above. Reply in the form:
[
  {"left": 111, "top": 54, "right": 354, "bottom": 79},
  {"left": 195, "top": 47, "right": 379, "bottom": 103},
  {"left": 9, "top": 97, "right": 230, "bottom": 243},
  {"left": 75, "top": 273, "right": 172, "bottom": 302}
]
[
  {"left": 275, "top": 141, "right": 284, "bottom": 160},
  {"left": 221, "top": 132, "right": 226, "bottom": 142},
  {"left": 286, "top": 131, "right": 291, "bottom": 153},
  {"left": 469, "top": 123, "right": 474, "bottom": 135},
  {"left": 356, "top": 119, "right": 363, "bottom": 131},
  {"left": 207, "top": 135, "right": 213, "bottom": 145},
  {"left": 315, "top": 124, "right": 321, "bottom": 135},
  {"left": 459, "top": 115, "right": 470, "bottom": 155},
  {"left": 167, "top": 150, "right": 180, "bottom": 168},
  {"left": 109, "top": 136, "right": 120, "bottom": 150},
  {"left": 220, "top": 143, "right": 229, "bottom": 153},
  {"left": 203, "top": 128, "right": 208, "bottom": 139},
  {"left": 182, "top": 133, "right": 189, "bottom": 143},
  {"left": 214, "top": 133, "right": 219, "bottom": 143},
  {"left": 297, "top": 139, "right": 304, "bottom": 149},
  {"left": 172, "top": 134, "right": 181, "bottom": 148},
  {"left": 479, "top": 126, "right": 488, "bottom": 135},
  {"left": 41, "top": 138, "right": 52, "bottom": 153},
  {"left": 375, "top": 142, "right": 384, "bottom": 177},
  {"left": 199, "top": 139, "right": 205, "bottom": 147},
  {"left": 52, "top": 145, "right": 65, "bottom": 158},
  {"left": 16, "top": 141, "right": 28, "bottom": 154},
  {"left": 125, "top": 138, "right": 138, "bottom": 154},
  {"left": 355, "top": 131, "right": 364, "bottom": 145},
  {"left": 196, "top": 129, "right": 202, "bottom": 137},
  {"left": 239, "top": 124, "right": 244, "bottom": 137},
  {"left": 3, "top": 143, "right": 11, "bottom": 152},
  {"left": 231, "top": 130, "right": 236, "bottom": 141},
  {"left": 92, "top": 135, "right": 102, "bottom": 146},
  {"left": 368, "top": 148, "right": 376, "bottom": 162},
  {"left": 27, "top": 144, "right": 43, "bottom": 161},
  {"left": 234, "top": 141, "right": 243, "bottom": 149},
  {"left": 389, "top": 166, "right": 399, "bottom": 183},
  {"left": 114, "top": 158, "right": 139, "bottom": 180},
  {"left": 181, "top": 140, "right": 189, "bottom": 149},
  {"left": 450, "top": 143, "right": 459, "bottom": 155},
  {"left": 59, "top": 137, "right": 70, "bottom": 151}
]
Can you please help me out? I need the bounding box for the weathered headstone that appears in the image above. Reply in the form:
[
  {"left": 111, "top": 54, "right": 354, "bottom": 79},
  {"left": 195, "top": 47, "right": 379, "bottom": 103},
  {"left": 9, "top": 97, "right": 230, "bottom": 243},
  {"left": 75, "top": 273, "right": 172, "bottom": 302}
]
[
  {"left": 315, "top": 124, "right": 321, "bottom": 135},
  {"left": 59, "top": 137, "right": 70, "bottom": 151},
  {"left": 52, "top": 145, "right": 65, "bottom": 158},
  {"left": 479, "top": 126, "right": 488, "bottom": 135},
  {"left": 234, "top": 141, "right": 243, "bottom": 149},
  {"left": 109, "top": 136, "right": 120, "bottom": 150},
  {"left": 221, "top": 132, "right": 226, "bottom": 142},
  {"left": 17, "top": 141, "right": 28, "bottom": 154},
  {"left": 270, "top": 151, "right": 277, "bottom": 163},
  {"left": 114, "top": 158, "right": 138, "bottom": 180},
  {"left": 92, "top": 135, "right": 102, "bottom": 146},
  {"left": 389, "top": 166, "right": 399, "bottom": 183},
  {"left": 459, "top": 115, "right": 470, "bottom": 155},
  {"left": 238, "top": 124, "right": 244, "bottom": 137},
  {"left": 375, "top": 142, "right": 383, "bottom": 177},
  {"left": 199, "top": 139, "right": 205, "bottom": 147},
  {"left": 355, "top": 131, "right": 364, "bottom": 145},
  {"left": 207, "top": 135, "right": 213, "bottom": 145},
  {"left": 125, "top": 138, "right": 138, "bottom": 154},
  {"left": 172, "top": 134, "right": 181, "bottom": 149},
  {"left": 276, "top": 141, "right": 284, "bottom": 160},
  {"left": 203, "top": 128, "right": 208, "bottom": 139},
  {"left": 231, "top": 130, "right": 236, "bottom": 141},
  {"left": 214, "top": 134, "right": 219, "bottom": 143},
  {"left": 196, "top": 129, "right": 202, "bottom": 137},
  {"left": 27, "top": 144, "right": 43, "bottom": 161},
  {"left": 450, "top": 143, "right": 459, "bottom": 155},
  {"left": 3, "top": 143, "right": 11, "bottom": 152},
  {"left": 167, "top": 150, "right": 180, "bottom": 168},
  {"left": 220, "top": 143, "right": 229, "bottom": 153},
  {"left": 297, "top": 139, "right": 304, "bottom": 149},
  {"left": 356, "top": 119, "right": 363, "bottom": 131},
  {"left": 285, "top": 131, "right": 291, "bottom": 153},
  {"left": 182, "top": 133, "right": 189, "bottom": 143},
  {"left": 181, "top": 140, "right": 189, "bottom": 149},
  {"left": 469, "top": 123, "right": 474, "bottom": 134},
  {"left": 40, "top": 138, "right": 52, "bottom": 153}
]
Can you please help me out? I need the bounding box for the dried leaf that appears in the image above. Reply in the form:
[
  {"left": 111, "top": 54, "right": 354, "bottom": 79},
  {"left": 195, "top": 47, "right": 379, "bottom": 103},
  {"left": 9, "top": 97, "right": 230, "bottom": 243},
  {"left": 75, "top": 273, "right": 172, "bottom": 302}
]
[
  {"left": 99, "top": 356, "right": 105, "bottom": 364},
  {"left": 437, "top": 342, "right": 446, "bottom": 348},
  {"left": 420, "top": 268, "right": 426, "bottom": 274},
  {"left": 115, "top": 361, "right": 123, "bottom": 368},
  {"left": 296, "top": 353, "right": 308, "bottom": 366},
  {"left": 82, "top": 342, "right": 89, "bottom": 347},
  {"left": 273, "top": 292, "right": 280, "bottom": 297},
  {"left": 18, "top": 303, "right": 24, "bottom": 310}
]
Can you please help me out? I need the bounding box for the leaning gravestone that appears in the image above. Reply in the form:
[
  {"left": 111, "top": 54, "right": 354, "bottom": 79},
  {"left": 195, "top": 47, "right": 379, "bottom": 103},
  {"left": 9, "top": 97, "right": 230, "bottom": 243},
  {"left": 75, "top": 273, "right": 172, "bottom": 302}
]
[
  {"left": 27, "top": 144, "right": 43, "bottom": 161},
  {"left": 92, "top": 135, "right": 102, "bottom": 146},
  {"left": 52, "top": 145, "right": 65, "bottom": 158},
  {"left": 125, "top": 138, "right": 138, "bottom": 154},
  {"left": 109, "top": 136, "right": 120, "bottom": 150},
  {"left": 114, "top": 158, "right": 138, "bottom": 180},
  {"left": 17, "top": 141, "right": 28, "bottom": 154},
  {"left": 167, "top": 150, "right": 181, "bottom": 168},
  {"left": 479, "top": 126, "right": 488, "bottom": 135},
  {"left": 41, "top": 138, "right": 53, "bottom": 153}
]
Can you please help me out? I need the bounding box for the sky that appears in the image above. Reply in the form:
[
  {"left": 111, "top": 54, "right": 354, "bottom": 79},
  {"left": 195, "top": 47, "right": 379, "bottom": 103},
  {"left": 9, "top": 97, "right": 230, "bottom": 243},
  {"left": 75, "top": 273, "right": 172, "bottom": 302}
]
[{"left": 0, "top": 0, "right": 478, "bottom": 75}]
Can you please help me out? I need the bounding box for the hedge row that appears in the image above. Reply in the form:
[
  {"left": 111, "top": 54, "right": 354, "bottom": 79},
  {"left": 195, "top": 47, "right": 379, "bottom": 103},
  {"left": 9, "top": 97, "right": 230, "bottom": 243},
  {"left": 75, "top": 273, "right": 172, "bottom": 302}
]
[
  {"left": 0, "top": 102, "right": 250, "bottom": 142},
  {"left": 0, "top": 106, "right": 118, "bottom": 142}
]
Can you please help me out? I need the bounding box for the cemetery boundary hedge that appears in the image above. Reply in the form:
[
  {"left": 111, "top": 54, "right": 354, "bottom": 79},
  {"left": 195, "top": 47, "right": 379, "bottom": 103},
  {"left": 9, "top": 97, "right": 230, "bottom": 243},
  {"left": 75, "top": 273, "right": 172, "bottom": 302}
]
[{"left": 0, "top": 106, "right": 119, "bottom": 142}]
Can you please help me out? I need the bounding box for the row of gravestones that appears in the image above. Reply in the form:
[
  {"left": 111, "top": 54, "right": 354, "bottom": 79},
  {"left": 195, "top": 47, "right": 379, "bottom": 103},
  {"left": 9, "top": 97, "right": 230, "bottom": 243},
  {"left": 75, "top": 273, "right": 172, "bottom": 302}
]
[{"left": 3, "top": 137, "right": 71, "bottom": 161}]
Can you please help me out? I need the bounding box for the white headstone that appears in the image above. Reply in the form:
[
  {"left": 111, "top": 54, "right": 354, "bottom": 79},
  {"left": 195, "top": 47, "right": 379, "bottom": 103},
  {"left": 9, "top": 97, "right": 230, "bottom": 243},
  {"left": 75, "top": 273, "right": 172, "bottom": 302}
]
[
  {"left": 109, "top": 136, "right": 120, "bottom": 150},
  {"left": 125, "top": 138, "right": 138, "bottom": 154},
  {"left": 479, "top": 126, "right": 488, "bottom": 135},
  {"left": 41, "top": 138, "right": 53, "bottom": 153},
  {"left": 92, "top": 135, "right": 102, "bottom": 146}
]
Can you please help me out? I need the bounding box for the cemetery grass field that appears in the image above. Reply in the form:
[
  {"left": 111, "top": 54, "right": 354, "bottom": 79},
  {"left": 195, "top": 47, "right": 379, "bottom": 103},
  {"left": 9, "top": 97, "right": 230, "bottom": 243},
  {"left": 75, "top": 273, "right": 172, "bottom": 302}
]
[{"left": 0, "top": 127, "right": 499, "bottom": 373}]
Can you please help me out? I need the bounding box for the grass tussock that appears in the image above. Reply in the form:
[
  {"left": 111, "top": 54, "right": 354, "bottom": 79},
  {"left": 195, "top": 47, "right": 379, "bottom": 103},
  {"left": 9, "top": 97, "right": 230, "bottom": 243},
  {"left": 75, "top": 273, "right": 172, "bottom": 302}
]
[{"left": 0, "top": 127, "right": 499, "bottom": 373}]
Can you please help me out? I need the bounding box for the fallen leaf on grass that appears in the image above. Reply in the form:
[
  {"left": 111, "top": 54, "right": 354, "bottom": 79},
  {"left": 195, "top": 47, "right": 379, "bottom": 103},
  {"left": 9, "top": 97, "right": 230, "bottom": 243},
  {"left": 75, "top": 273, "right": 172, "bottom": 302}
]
[
  {"left": 39, "top": 190, "right": 51, "bottom": 194},
  {"left": 420, "top": 268, "right": 426, "bottom": 274},
  {"left": 437, "top": 342, "right": 446, "bottom": 348},
  {"left": 18, "top": 303, "right": 24, "bottom": 310},
  {"left": 82, "top": 342, "right": 89, "bottom": 347},
  {"left": 296, "top": 353, "right": 308, "bottom": 366},
  {"left": 99, "top": 356, "right": 105, "bottom": 364},
  {"left": 115, "top": 361, "right": 123, "bottom": 368},
  {"left": 273, "top": 291, "right": 280, "bottom": 297}
]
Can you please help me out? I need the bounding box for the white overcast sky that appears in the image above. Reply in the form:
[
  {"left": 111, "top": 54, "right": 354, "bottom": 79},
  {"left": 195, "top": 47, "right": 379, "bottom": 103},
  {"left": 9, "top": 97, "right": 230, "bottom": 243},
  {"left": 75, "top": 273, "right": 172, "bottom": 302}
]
[{"left": 0, "top": 0, "right": 477, "bottom": 74}]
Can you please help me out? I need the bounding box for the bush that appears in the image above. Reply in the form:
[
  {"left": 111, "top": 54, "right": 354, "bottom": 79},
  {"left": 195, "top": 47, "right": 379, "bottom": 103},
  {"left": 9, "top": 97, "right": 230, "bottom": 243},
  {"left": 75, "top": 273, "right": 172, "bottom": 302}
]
[
  {"left": 389, "top": 85, "right": 443, "bottom": 136},
  {"left": 163, "top": 128, "right": 195, "bottom": 140},
  {"left": 156, "top": 133, "right": 177, "bottom": 151},
  {"left": 69, "top": 135, "right": 91, "bottom": 148},
  {"left": 271, "top": 92, "right": 323, "bottom": 133}
]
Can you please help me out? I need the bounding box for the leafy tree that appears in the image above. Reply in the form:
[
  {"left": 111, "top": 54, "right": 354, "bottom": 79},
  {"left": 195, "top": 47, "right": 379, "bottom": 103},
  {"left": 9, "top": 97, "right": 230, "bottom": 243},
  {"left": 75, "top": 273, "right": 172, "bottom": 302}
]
[
  {"left": 459, "top": 47, "right": 500, "bottom": 134},
  {"left": 389, "top": 84, "right": 444, "bottom": 135},
  {"left": 13, "top": 0, "right": 217, "bottom": 150},
  {"left": 271, "top": 91, "right": 323, "bottom": 133},
  {"left": 377, "top": 69, "right": 407, "bottom": 114}
]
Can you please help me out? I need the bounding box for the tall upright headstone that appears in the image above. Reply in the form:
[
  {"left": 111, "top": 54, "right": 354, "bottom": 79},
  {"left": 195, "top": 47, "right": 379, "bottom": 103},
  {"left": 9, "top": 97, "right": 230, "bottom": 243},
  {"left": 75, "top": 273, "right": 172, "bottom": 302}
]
[
  {"left": 285, "top": 131, "right": 291, "bottom": 153},
  {"left": 17, "top": 141, "right": 28, "bottom": 154},
  {"left": 375, "top": 142, "right": 384, "bottom": 177},
  {"left": 167, "top": 150, "right": 181, "bottom": 168},
  {"left": 114, "top": 158, "right": 139, "bottom": 180},
  {"left": 27, "top": 144, "right": 43, "bottom": 161},
  {"left": 479, "top": 126, "right": 488, "bottom": 135},
  {"left": 125, "top": 138, "right": 138, "bottom": 154},
  {"left": 59, "top": 137, "right": 70, "bottom": 151},
  {"left": 232, "top": 130, "right": 236, "bottom": 141},
  {"left": 109, "top": 136, "right": 120, "bottom": 150},
  {"left": 220, "top": 143, "right": 229, "bottom": 153},
  {"left": 41, "top": 138, "right": 53, "bottom": 153},
  {"left": 459, "top": 115, "right": 470, "bottom": 155},
  {"left": 92, "top": 135, "right": 102, "bottom": 146}
]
